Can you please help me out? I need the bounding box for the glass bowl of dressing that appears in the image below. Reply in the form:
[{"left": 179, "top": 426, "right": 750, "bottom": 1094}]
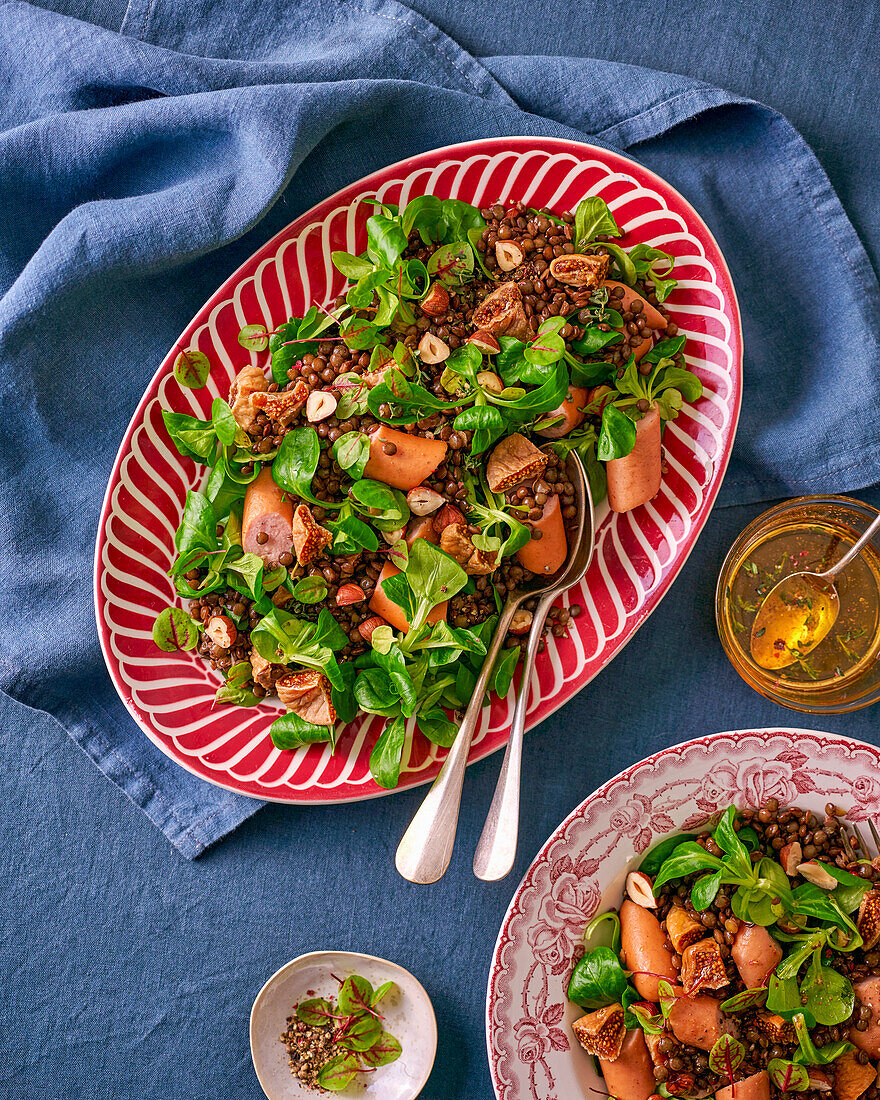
[{"left": 716, "top": 495, "right": 880, "bottom": 713}]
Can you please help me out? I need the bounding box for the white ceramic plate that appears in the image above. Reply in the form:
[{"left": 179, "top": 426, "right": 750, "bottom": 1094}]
[
  {"left": 485, "top": 728, "right": 880, "bottom": 1099},
  {"left": 251, "top": 951, "right": 437, "bottom": 1098}
]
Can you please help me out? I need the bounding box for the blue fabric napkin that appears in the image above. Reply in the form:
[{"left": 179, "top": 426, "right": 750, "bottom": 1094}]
[{"left": 2, "top": 0, "right": 878, "bottom": 858}]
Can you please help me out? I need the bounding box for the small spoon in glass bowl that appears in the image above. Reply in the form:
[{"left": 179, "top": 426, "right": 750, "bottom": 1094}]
[
  {"left": 749, "top": 511, "right": 880, "bottom": 669},
  {"left": 395, "top": 452, "right": 594, "bottom": 885}
]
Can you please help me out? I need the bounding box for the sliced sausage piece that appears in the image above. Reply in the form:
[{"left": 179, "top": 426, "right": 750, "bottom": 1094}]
[
  {"left": 368, "top": 560, "right": 447, "bottom": 633},
  {"left": 619, "top": 898, "right": 678, "bottom": 1001},
  {"left": 604, "top": 280, "right": 667, "bottom": 331},
  {"left": 606, "top": 406, "right": 662, "bottom": 514},
  {"left": 242, "top": 467, "right": 293, "bottom": 564},
  {"left": 516, "top": 494, "right": 568, "bottom": 576},
  {"left": 535, "top": 386, "right": 591, "bottom": 439},
  {"left": 598, "top": 1028, "right": 655, "bottom": 1100},
  {"left": 668, "top": 994, "right": 725, "bottom": 1052},
  {"left": 851, "top": 976, "right": 880, "bottom": 1057},
  {"left": 363, "top": 426, "right": 448, "bottom": 491},
  {"left": 716, "top": 1071, "right": 771, "bottom": 1100},
  {"left": 731, "top": 924, "right": 782, "bottom": 989}
]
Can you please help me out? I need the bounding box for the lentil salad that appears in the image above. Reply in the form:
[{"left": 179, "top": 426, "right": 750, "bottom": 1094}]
[
  {"left": 569, "top": 802, "right": 880, "bottom": 1100},
  {"left": 152, "top": 192, "right": 702, "bottom": 788}
]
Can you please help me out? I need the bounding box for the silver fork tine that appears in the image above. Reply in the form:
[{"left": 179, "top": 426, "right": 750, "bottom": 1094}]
[
  {"left": 838, "top": 823, "right": 855, "bottom": 863},
  {"left": 852, "top": 824, "right": 870, "bottom": 859},
  {"left": 870, "top": 819, "right": 880, "bottom": 855}
]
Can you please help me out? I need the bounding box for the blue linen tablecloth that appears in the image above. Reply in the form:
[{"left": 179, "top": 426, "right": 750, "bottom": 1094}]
[{"left": 3, "top": 0, "right": 880, "bottom": 1096}]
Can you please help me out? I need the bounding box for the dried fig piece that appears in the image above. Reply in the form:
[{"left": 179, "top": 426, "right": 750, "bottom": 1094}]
[
  {"left": 252, "top": 379, "right": 309, "bottom": 427},
  {"left": 833, "top": 1050, "right": 876, "bottom": 1100},
  {"left": 548, "top": 252, "right": 610, "bottom": 288},
  {"left": 486, "top": 433, "right": 548, "bottom": 492},
  {"left": 229, "top": 364, "right": 268, "bottom": 431},
  {"left": 666, "top": 903, "right": 707, "bottom": 953},
  {"left": 251, "top": 646, "right": 282, "bottom": 690},
  {"left": 572, "top": 1003, "right": 625, "bottom": 1060},
  {"left": 858, "top": 891, "right": 880, "bottom": 950},
  {"left": 291, "top": 505, "right": 333, "bottom": 566},
  {"left": 681, "top": 938, "right": 728, "bottom": 996},
  {"left": 275, "top": 669, "right": 336, "bottom": 726},
  {"left": 439, "top": 524, "right": 495, "bottom": 575},
  {"left": 755, "top": 1012, "right": 794, "bottom": 1043},
  {"left": 471, "top": 282, "right": 531, "bottom": 341}
]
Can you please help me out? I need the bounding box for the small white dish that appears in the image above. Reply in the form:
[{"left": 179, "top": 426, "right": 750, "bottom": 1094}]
[{"left": 251, "top": 951, "right": 437, "bottom": 1099}]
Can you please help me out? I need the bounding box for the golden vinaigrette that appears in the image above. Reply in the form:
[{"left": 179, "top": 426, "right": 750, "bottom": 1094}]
[{"left": 731, "top": 522, "right": 878, "bottom": 683}]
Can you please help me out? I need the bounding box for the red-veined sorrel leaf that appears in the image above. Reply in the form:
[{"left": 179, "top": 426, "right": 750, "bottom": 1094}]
[
  {"left": 720, "top": 988, "right": 768, "bottom": 1013},
  {"left": 295, "top": 998, "right": 336, "bottom": 1027},
  {"left": 337, "top": 1012, "right": 381, "bottom": 1052},
  {"left": 338, "top": 975, "right": 375, "bottom": 1017},
  {"left": 173, "top": 348, "right": 210, "bottom": 389},
  {"left": 768, "top": 1059, "right": 809, "bottom": 1092},
  {"left": 708, "top": 1035, "right": 745, "bottom": 1077},
  {"left": 152, "top": 607, "right": 201, "bottom": 652},
  {"left": 361, "top": 1032, "right": 402, "bottom": 1067},
  {"left": 316, "top": 1052, "right": 359, "bottom": 1091},
  {"left": 237, "top": 323, "right": 269, "bottom": 352}
]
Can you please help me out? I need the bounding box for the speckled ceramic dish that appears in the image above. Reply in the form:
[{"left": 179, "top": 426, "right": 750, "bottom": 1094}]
[{"left": 251, "top": 950, "right": 437, "bottom": 1099}]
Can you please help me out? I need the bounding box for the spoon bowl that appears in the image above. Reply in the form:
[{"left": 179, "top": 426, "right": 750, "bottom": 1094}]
[{"left": 750, "top": 572, "right": 839, "bottom": 669}]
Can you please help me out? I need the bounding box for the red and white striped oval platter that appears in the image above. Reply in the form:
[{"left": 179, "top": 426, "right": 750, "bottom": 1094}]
[{"left": 93, "top": 137, "right": 743, "bottom": 803}]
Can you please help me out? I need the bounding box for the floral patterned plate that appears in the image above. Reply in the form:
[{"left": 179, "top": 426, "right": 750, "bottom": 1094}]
[{"left": 486, "top": 728, "right": 880, "bottom": 1099}]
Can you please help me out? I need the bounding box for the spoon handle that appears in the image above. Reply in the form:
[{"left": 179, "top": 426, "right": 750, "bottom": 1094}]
[
  {"left": 395, "top": 596, "right": 520, "bottom": 884},
  {"left": 823, "top": 512, "right": 880, "bottom": 580},
  {"left": 472, "top": 591, "right": 555, "bottom": 881}
]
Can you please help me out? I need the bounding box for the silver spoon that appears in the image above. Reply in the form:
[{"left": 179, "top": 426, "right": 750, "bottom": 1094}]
[
  {"left": 395, "top": 453, "right": 593, "bottom": 885},
  {"left": 473, "top": 456, "right": 595, "bottom": 881}
]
